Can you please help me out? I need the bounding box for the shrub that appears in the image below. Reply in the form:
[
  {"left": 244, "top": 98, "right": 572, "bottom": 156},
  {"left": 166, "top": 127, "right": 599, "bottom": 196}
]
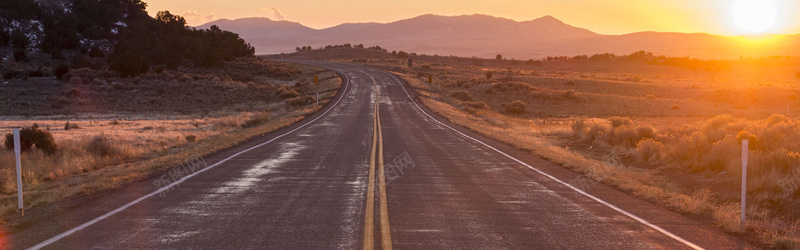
[
  {"left": 671, "top": 105, "right": 681, "bottom": 110},
  {"left": 64, "top": 121, "right": 81, "bottom": 130},
  {"left": 462, "top": 101, "right": 488, "bottom": 109},
  {"left": 637, "top": 139, "right": 666, "bottom": 163},
  {"left": 610, "top": 126, "right": 640, "bottom": 147},
  {"left": 485, "top": 71, "right": 493, "bottom": 80},
  {"left": 636, "top": 125, "right": 654, "bottom": 139},
  {"left": 572, "top": 119, "right": 587, "bottom": 137},
  {"left": 701, "top": 114, "right": 734, "bottom": 133},
  {"left": 287, "top": 95, "right": 314, "bottom": 107},
  {"left": 449, "top": 90, "right": 473, "bottom": 101},
  {"left": 609, "top": 116, "right": 633, "bottom": 128},
  {"left": 503, "top": 100, "right": 527, "bottom": 114},
  {"left": 562, "top": 89, "right": 587, "bottom": 102},
  {"left": 185, "top": 135, "right": 197, "bottom": 142},
  {"left": 701, "top": 139, "right": 739, "bottom": 172},
  {"left": 55, "top": 63, "right": 70, "bottom": 80},
  {"left": 86, "top": 135, "right": 122, "bottom": 157},
  {"left": 645, "top": 94, "right": 656, "bottom": 99},
  {"left": 668, "top": 132, "right": 711, "bottom": 171},
  {"left": 584, "top": 124, "right": 612, "bottom": 144},
  {"left": 241, "top": 113, "right": 270, "bottom": 128},
  {"left": 4, "top": 125, "right": 58, "bottom": 154},
  {"left": 278, "top": 89, "right": 300, "bottom": 99}
]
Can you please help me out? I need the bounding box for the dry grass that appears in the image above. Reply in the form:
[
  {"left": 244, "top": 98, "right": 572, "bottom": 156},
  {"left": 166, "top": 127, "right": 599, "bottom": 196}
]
[{"left": 397, "top": 72, "right": 800, "bottom": 248}]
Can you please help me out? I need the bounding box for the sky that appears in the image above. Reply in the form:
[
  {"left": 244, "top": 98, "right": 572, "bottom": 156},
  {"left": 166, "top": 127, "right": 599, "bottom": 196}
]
[{"left": 144, "top": 0, "right": 800, "bottom": 36}]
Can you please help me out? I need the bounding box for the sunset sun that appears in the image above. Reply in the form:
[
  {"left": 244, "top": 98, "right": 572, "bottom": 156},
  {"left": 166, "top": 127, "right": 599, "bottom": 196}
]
[{"left": 732, "top": 0, "right": 778, "bottom": 33}]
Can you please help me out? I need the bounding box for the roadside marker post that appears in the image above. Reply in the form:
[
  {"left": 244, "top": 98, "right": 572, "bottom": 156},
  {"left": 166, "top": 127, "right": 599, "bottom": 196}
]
[
  {"left": 13, "top": 128, "right": 24, "bottom": 216},
  {"left": 741, "top": 139, "right": 748, "bottom": 227},
  {"left": 428, "top": 75, "right": 434, "bottom": 101},
  {"left": 315, "top": 75, "right": 319, "bottom": 106}
]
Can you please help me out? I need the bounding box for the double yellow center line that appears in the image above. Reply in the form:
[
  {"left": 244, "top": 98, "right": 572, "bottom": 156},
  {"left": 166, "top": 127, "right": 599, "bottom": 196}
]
[{"left": 364, "top": 78, "right": 392, "bottom": 250}]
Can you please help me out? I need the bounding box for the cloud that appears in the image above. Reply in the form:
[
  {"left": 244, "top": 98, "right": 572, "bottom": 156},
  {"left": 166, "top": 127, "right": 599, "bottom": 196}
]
[
  {"left": 181, "top": 9, "right": 217, "bottom": 26},
  {"left": 262, "top": 6, "right": 285, "bottom": 20}
]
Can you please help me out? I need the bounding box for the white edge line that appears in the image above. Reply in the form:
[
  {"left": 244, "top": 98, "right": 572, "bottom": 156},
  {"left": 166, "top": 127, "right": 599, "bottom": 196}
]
[
  {"left": 28, "top": 70, "right": 351, "bottom": 250},
  {"left": 384, "top": 72, "right": 704, "bottom": 250}
]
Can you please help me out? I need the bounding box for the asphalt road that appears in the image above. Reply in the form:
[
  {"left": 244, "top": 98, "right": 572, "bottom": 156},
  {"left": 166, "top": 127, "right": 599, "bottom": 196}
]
[{"left": 2, "top": 62, "right": 756, "bottom": 249}]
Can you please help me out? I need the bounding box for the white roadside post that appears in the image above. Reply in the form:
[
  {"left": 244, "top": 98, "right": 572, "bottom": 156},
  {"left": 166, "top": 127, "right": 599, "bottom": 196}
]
[
  {"left": 13, "top": 128, "right": 24, "bottom": 216},
  {"left": 741, "top": 139, "right": 748, "bottom": 227},
  {"left": 315, "top": 75, "right": 319, "bottom": 106}
]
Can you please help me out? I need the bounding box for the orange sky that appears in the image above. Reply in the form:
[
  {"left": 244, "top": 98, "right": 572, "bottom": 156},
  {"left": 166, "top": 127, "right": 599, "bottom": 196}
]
[{"left": 144, "top": 0, "right": 800, "bottom": 36}]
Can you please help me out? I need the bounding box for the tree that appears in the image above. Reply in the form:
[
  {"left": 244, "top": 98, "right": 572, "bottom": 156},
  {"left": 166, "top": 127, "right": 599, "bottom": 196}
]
[
  {"left": 0, "top": 29, "right": 8, "bottom": 46},
  {"left": 496, "top": 54, "right": 503, "bottom": 61},
  {"left": 0, "top": 0, "right": 42, "bottom": 20},
  {"left": 110, "top": 52, "right": 149, "bottom": 77},
  {"left": 156, "top": 10, "right": 187, "bottom": 29},
  {"left": 397, "top": 51, "right": 409, "bottom": 58},
  {"left": 10, "top": 29, "right": 28, "bottom": 49},
  {"left": 13, "top": 49, "right": 27, "bottom": 62},
  {"left": 88, "top": 46, "right": 104, "bottom": 58}
]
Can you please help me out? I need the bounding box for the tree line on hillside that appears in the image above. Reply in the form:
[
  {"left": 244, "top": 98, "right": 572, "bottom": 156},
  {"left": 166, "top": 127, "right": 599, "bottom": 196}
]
[
  {"left": 295, "top": 43, "right": 417, "bottom": 60},
  {"left": 536, "top": 51, "right": 730, "bottom": 71},
  {"left": 296, "top": 43, "right": 389, "bottom": 52},
  {"left": 0, "top": 0, "right": 254, "bottom": 78}
]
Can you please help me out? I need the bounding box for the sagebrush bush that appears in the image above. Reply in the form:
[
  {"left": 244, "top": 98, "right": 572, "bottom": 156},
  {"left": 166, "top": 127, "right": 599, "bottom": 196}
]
[
  {"left": 701, "top": 138, "right": 739, "bottom": 172},
  {"left": 241, "top": 113, "right": 270, "bottom": 128},
  {"left": 86, "top": 135, "right": 122, "bottom": 157},
  {"left": 610, "top": 126, "right": 640, "bottom": 147},
  {"left": 4, "top": 125, "right": 58, "bottom": 154},
  {"left": 462, "top": 101, "right": 488, "bottom": 109},
  {"left": 449, "top": 90, "right": 473, "bottom": 101},
  {"left": 636, "top": 139, "right": 665, "bottom": 163},
  {"left": 583, "top": 123, "right": 611, "bottom": 144},
  {"left": 287, "top": 96, "right": 314, "bottom": 107},
  {"left": 64, "top": 121, "right": 80, "bottom": 130},
  {"left": 609, "top": 116, "right": 633, "bottom": 128},
  {"left": 504, "top": 100, "right": 527, "bottom": 114},
  {"left": 668, "top": 132, "right": 711, "bottom": 171},
  {"left": 571, "top": 119, "right": 587, "bottom": 138},
  {"left": 278, "top": 89, "right": 300, "bottom": 99},
  {"left": 185, "top": 135, "right": 197, "bottom": 142},
  {"left": 636, "top": 125, "right": 654, "bottom": 139}
]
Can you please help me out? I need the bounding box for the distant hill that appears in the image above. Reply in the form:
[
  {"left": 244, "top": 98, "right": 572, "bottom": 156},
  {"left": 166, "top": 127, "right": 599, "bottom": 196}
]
[{"left": 198, "top": 14, "right": 800, "bottom": 59}]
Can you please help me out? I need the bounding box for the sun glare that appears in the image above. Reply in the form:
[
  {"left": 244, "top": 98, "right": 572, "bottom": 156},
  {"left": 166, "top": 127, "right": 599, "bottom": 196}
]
[{"left": 732, "top": 0, "right": 778, "bottom": 34}]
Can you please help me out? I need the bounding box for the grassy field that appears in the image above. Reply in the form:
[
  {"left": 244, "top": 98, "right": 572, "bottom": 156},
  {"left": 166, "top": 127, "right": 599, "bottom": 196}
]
[
  {"left": 343, "top": 53, "right": 800, "bottom": 248},
  {"left": 0, "top": 61, "right": 341, "bottom": 221}
]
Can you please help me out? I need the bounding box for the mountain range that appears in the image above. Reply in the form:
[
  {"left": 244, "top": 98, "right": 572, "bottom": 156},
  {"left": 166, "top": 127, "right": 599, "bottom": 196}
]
[{"left": 198, "top": 14, "right": 800, "bottom": 59}]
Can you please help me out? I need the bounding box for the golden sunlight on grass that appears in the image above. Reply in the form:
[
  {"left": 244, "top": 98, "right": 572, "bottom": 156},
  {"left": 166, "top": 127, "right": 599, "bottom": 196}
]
[{"left": 388, "top": 57, "right": 800, "bottom": 248}]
